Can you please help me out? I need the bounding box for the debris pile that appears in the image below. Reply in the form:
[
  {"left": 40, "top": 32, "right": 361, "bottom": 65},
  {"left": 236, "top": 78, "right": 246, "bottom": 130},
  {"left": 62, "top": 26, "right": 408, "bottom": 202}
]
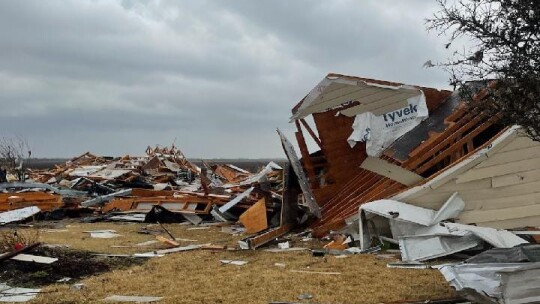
[
  {"left": 1, "top": 145, "right": 288, "bottom": 234},
  {"left": 284, "top": 73, "right": 540, "bottom": 303},
  {"left": 1, "top": 73, "right": 540, "bottom": 303}
]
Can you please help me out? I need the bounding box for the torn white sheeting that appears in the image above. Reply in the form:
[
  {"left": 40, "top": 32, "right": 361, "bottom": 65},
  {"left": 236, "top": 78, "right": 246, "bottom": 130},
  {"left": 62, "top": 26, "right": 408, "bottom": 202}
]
[
  {"left": 217, "top": 187, "right": 254, "bottom": 213},
  {"left": 278, "top": 242, "right": 290, "bottom": 249},
  {"left": 220, "top": 260, "right": 248, "bottom": 266},
  {"left": 358, "top": 193, "right": 527, "bottom": 261},
  {"left": 211, "top": 187, "right": 254, "bottom": 222},
  {"left": 225, "top": 164, "right": 250, "bottom": 174},
  {"left": 439, "top": 262, "right": 540, "bottom": 304},
  {"left": 0, "top": 283, "right": 40, "bottom": 302},
  {"left": 232, "top": 161, "right": 282, "bottom": 187},
  {"left": 132, "top": 252, "right": 164, "bottom": 258},
  {"left": 103, "top": 295, "right": 163, "bottom": 302},
  {"left": 443, "top": 223, "right": 528, "bottom": 248},
  {"left": 347, "top": 91, "right": 428, "bottom": 157},
  {"left": 81, "top": 188, "right": 132, "bottom": 207},
  {"left": 109, "top": 214, "right": 146, "bottom": 222},
  {"left": 11, "top": 254, "right": 58, "bottom": 264},
  {"left": 68, "top": 165, "right": 105, "bottom": 177},
  {"left": 88, "top": 168, "right": 131, "bottom": 180},
  {"left": 153, "top": 183, "right": 171, "bottom": 191},
  {"left": 289, "top": 270, "right": 341, "bottom": 275},
  {"left": 163, "top": 160, "right": 181, "bottom": 172},
  {"left": 396, "top": 223, "right": 525, "bottom": 261},
  {"left": 399, "top": 233, "right": 482, "bottom": 262},
  {"left": 387, "top": 262, "right": 429, "bottom": 269},
  {"left": 359, "top": 193, "right": 465, "bottom": 249},
  {"left": 361, "top": 192, "right": 464, "bottom": 226},
  {"left": 135, "top": 240, "right": 160, "bottom": 247},
  {"left": 85, "top": 230, "right": 121, "bottom": 239},
  {"left": 265, "top": 161, "right": 283, "bottom": 170},
  {"left": 138, "top": 244, "right": 203, "bottom": 255},
  {"left": 238, "top": 167, "right": 272, "bottom": 186},
  {"left": 0, "top": 207, "right": 40, "bottom": 224},
  {"left": 181, "top": 213, "right": 202, "bottom": 225},
  {"left": 174, "top": 238, "right": 198, "bottom": 242},
  {"left": 263, "top": 247, "right": 309, "bottom": 253}
]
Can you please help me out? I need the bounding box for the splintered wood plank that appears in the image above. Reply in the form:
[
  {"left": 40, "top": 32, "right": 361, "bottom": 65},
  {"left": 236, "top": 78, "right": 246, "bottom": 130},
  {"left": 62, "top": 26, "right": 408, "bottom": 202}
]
[
  {"left": 415, "top": 116, "right": 500, "bottom": 174},
  {"left": 239, "top": 199, "right": 268, "bottom": 234},
  {"left": 405, "top": 112, "right": 477, "bottom": 165},
  {"left": 243, "top": 224, "right": 293, "bottom": 249},
  {"left": 360, "top": 157, "right": 424, "bottom": 186}
]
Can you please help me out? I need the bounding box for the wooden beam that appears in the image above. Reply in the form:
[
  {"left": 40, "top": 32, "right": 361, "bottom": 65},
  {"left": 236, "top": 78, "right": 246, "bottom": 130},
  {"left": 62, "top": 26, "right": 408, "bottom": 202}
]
[
  {"left": 360, "top": 157, "right": 424, "bottom": 186},
  {"left": 299, "top": 118, "right": 322, "bottom": 149},
  {"left": 415, "top": 116, "right": 500, "bottom": 174},
  {"left": 295, "top": 120, "right": 318, "bottom": 190}
]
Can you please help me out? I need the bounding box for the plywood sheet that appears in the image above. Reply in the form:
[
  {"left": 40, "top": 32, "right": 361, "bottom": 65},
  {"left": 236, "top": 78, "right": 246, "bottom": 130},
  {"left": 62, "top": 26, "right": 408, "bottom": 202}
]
[{"left": 239, "top": 199, "right": 268, "bottom": 234}]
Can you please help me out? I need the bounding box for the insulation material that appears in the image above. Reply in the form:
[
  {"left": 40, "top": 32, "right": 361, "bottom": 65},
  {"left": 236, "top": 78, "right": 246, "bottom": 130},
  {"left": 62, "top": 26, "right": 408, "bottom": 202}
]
[{"left": 347, "top": 92, "right": 428, "bottom": 156}]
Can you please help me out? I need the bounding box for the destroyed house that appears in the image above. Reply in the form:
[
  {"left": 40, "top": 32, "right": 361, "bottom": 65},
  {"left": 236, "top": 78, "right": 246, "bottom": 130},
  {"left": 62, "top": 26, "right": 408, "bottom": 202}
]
[{"left": 287, "top": 73, "right": 528, "bottom": 236}]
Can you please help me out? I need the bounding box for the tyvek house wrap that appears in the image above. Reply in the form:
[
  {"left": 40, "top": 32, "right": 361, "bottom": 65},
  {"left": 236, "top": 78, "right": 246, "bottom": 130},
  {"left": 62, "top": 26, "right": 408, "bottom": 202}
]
[{"left": 347, "top": 91, "right": 428, "bottom": 157}]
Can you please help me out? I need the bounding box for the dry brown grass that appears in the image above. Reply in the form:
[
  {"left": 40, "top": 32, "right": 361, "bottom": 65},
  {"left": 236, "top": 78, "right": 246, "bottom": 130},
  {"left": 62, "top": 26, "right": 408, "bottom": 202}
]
[
  {"left": 22, "top": 222, "right": 455, "bottom": 304},
  {"left": 0, "top": 227, "right": 40, "bottom": 251}
]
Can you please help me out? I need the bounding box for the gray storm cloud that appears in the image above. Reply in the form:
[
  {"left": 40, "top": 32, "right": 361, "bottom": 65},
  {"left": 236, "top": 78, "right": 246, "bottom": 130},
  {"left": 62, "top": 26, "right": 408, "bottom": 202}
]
[{"left": 0, "top": 0, "right": 451, "bottom": 158}]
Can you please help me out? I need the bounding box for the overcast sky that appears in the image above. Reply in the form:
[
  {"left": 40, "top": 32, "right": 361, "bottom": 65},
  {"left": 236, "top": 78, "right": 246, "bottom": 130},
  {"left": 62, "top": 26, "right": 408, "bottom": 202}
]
[{"left": 0, "top": 0, "right": 454, "bottom": 159}]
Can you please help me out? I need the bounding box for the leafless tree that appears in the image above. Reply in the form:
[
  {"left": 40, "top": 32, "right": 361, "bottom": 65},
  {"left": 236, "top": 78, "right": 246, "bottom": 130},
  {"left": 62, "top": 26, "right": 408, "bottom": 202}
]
[
  {"left": 427, "top": 0, "right": 540, "bottom": 141},
  {"left": 0, "top": 134, "right": 31, "bottom": 180}
]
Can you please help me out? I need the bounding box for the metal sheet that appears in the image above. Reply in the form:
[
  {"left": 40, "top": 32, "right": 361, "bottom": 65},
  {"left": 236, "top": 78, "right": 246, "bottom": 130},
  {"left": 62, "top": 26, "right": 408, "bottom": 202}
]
[
  {"left": 277, "top": 129, "right": 320, "bottom": 217},
  {"left": 0, "top": 206, "right": 40, "bottom": 224}
]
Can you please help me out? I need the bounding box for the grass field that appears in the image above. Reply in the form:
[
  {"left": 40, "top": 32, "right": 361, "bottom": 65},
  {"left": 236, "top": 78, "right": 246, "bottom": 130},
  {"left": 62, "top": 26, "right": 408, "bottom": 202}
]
[{"left": 11, "top": 222, "right": 455, "bottom": 304}]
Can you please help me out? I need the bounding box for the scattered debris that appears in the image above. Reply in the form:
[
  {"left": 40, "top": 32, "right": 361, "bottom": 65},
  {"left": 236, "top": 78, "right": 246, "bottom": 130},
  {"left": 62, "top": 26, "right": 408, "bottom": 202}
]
[
  {"left": 85, "top": 230, "right": 121, "bottom": 239},
  {"left": 278, "top": 241, "right": 290, "bottom": 249},
  {"left": 387, "top": 262, "right": 430, "bottom": 269},
  {"left": 70, "top": 283, "right": 85, "bottom": 291},
  {"left": 10, "top": 254, "right": 58, "bottom": 264},
  {"left": 0, "top": 207, "right": 40, "bottom": 225},
  {"left": 0, "top": 283, "right": 40, "bottom": 302},
  {"left": 297, "top": 293, "right": 313, "bottom": 300},
  {"left": 102, "top": 295, "right": 163, "bottom": 303},
  {"left": 289, "top": 270, "right": 341, "bottom": 275},
  {"left": 220, "top": 260, "right": 248, "bottom": 266}
]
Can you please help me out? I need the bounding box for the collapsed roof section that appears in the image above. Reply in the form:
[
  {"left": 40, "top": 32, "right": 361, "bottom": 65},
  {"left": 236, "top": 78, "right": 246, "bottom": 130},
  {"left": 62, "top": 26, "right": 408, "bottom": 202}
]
[
  {"left": 291, "top": 74, "right": 424, "bottom": 120},
  {"left": 288, "top": 73, "right": 515, "bottom": 236}
]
